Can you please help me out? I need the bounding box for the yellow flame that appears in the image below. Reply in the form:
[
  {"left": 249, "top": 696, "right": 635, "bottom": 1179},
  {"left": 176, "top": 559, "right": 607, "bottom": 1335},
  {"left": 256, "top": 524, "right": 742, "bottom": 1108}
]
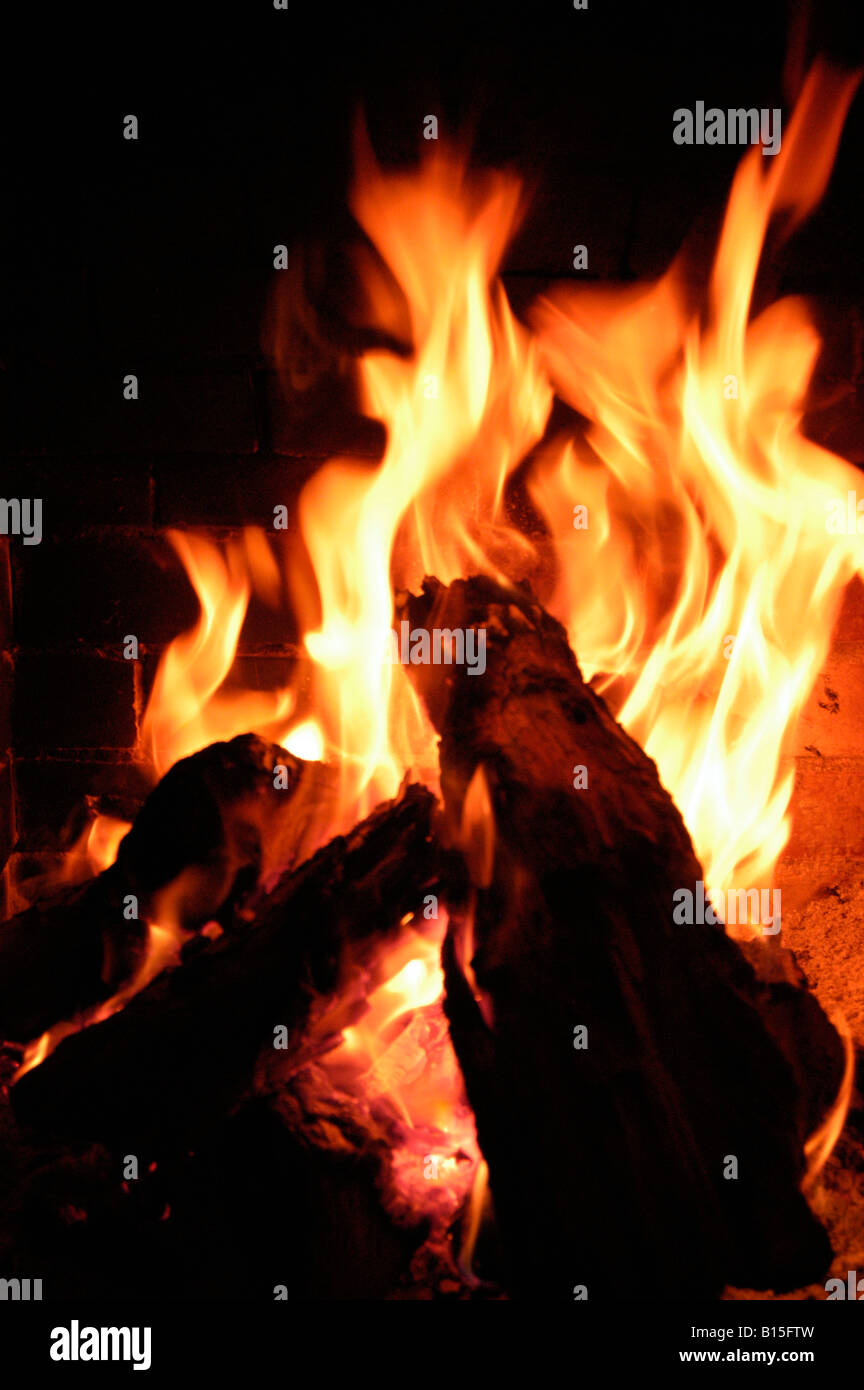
[
  {"left": 529, "top": 60, "right": 863, "bottom": 910},
  {"left": 44, "top": 65, "right": 859, "bottom": 1190}
]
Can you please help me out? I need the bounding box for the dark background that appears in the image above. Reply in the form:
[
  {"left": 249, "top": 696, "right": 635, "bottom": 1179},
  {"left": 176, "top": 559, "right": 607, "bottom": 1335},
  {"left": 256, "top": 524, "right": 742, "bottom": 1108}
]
[
  {"left": 1, "top": 0, "right": 863, "bottom": 891},
  {"left": 5, "top": 0, "right": 864, "bottom": 368}
]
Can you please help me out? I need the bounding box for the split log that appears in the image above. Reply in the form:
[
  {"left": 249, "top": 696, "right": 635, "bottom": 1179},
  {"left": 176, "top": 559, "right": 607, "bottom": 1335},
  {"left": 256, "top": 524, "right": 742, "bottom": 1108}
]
[
  {"left": 11, "top": 783, "right": 440, "bottom": 1150},
  {"left": 0, "top": 735, "right": 337, "bottom": 1043},
  {"left": 398, "top": 575, "right": 844, "bottom": 1300}
]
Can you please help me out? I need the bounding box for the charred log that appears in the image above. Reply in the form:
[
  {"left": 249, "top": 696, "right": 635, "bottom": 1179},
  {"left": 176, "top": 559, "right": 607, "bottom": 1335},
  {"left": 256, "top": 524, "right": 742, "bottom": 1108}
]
[
  {"left": 0, "top": 735, "right": 337, "bottom": 1044},
  {"left": 11, "top": 783, "right": 440, "bottom": 1150},
  {"left": 398, "top": 574, "right": 844, "bottom": 1300}
]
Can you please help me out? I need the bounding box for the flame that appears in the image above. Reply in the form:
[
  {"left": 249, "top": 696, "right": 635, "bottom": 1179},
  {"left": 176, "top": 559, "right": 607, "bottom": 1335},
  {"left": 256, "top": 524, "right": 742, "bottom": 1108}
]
[
  {"left": 140, "top": 530, "right": 295, "bottom": 778},
  {"left": 84, "top": 815, "right": 132, "bottom": 874},
  {"left": 283, "top": 718, "right": 325, "bottom": 762},
  {"left": 314, "top": 909, "right": 483, "bottom": 1236},
  {"left": 287, "top": 139, "right": 553, "bottom": 828},
  {"left": 804, "top": 1012, "right": 856, "bottom": 1187},
  {"left": 459, "top": 764, "right": 496, "bottom": 890},
  {"left": 282, "top": 72, "right": 858, "bottom": 1192},
  {"left": 16, "top": 63, "right": 862, "bottom": 1227},
  {"left": 529, "top": 60, "right": 863, "bottom": 919},
  {"left": 138, "top": 67, "right": 861, "bottom": 931},
  {"left": 16, "top": 911, "right": 187, "bottom": 1080}
]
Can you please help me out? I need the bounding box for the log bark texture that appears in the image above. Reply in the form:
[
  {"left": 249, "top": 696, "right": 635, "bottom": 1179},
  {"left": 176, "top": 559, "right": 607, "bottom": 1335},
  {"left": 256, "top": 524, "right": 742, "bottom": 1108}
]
[
  {"left": 398, "top": 574, "right": 844, "bottom": 1300},
  {"left": 0, "top": 735, "right": 337, "bottom": 1043},
  {"left": 11, "top": 783, "right": 439, "bottom": 1150}
]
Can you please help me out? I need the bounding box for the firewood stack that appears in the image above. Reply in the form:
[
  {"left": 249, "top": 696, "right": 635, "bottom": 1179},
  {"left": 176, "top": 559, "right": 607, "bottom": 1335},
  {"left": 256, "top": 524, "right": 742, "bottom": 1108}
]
[{"left": 0, "top": 577, "right": 847, "bottom": 1300}]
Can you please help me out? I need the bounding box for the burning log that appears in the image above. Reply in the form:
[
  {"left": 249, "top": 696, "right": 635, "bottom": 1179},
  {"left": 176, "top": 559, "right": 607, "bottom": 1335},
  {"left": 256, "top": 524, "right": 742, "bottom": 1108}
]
[
  {"left": 115, "top": 731, "right": 340, "bottom": 927},
  {"left": 0, "top": 735, "right": 337, "bottom": 1044},
  {"left": 398, "top": 575, "right": 845, "bottom": 1299},
  {"left": 11, "top": 783, "right": 440, "bottom": 1149},
  {"left": 0, "top": 873, "right": 143, "bottom": 1048}
]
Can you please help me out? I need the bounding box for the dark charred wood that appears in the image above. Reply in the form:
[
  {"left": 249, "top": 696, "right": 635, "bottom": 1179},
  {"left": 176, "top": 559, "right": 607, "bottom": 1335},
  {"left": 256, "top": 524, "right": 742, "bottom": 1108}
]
[
  {"left": 0, "top": 735, "right": 337, "bottom": 1044},
  {"left": 398, "top": 574, "right": 844, "bottom": 1300},
  {"left": 11, "top": 784, "right": 440, "bottom": 1151},
  {"left": 116, "top": 733, "right": 340, "bottom": 928},
  {"left": 0, "top": 871, "right": 146, "bottom": 1047}
]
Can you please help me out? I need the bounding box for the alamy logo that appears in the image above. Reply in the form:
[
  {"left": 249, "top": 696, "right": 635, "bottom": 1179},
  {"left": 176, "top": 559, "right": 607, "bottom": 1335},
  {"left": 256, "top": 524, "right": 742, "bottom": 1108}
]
[
  {"left": 0, "top": 497, "right": 42, "bottom": 545},
  {"left": 0, "top": 1276, "right": 42, "bottom": 1300},
  {"left": 388, "top": 621, "right": 486, "bottom": 676},
  {"left": 826, "top": 491, "right": 864, "bottom": 534},
  {"left": 50, "top": 1321, "right": 152, "bottom": 1371},
  {"left": 672, "top": 880, "right": 781, "bottom": 934},
  {"left": 825, "top": 1271, "right": 864, "bottom": 1299},
  {"left": 673, "top": 103, "right": 781, "bottom": 156}
]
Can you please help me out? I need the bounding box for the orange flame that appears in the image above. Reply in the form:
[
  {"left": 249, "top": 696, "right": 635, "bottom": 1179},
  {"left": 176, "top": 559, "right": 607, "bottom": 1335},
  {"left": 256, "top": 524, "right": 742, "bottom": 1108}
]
[
  {"left": 143, "top": 69, "right": 861, "bottom": 924},
  {"left": 530, "top": 60, "right": 863, "bottom": 917},
  {"left": 314, "top": 908, "right": 483, "bottom": 1236},
  {"left": 17, "top": 910, "right": 187, "bottom": 1079},
  {"left": 20, "top": 65, "right": 861, "bottom": 1213},
  {"left": 289, "top": 141, "right": 552, "bottom": 826},
  {"left": 140, "top": 530, "right": 295, "bottom": 779}
]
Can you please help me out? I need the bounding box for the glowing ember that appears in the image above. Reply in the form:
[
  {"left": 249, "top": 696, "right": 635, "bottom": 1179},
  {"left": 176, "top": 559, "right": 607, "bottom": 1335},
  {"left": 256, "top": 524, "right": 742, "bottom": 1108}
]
[{"left": 314, "top": 911, "right": 482, "bottom": 1237}]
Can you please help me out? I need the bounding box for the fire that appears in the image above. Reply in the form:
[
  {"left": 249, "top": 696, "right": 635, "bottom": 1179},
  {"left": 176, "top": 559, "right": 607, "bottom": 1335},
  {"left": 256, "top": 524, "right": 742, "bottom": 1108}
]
[
  {"left": 140, "top": 529, "right": 295, "bottom": 779},
  {"left": 84, "top": 814, "right": 131, "bottom": 875},
  {"left": 529, "top": 60, "right": 863, "bottom": 919},
  {"left": 283, "top": 718, "right": 325, "bottom": 762},
  {"left": 15, "top": 61, "right": 863, "bottom": 1227},
  {"left": 288, "top": 136, "right": 552, "bottom": 825},
  {"left": 306, "top": 907, "right": 483, "bottom": 1252},
  {"left": 16, "top": 915, "right": 187, "bottom": 1080},
  {"left": 140, "top": 63, "right": 863, "bottom": 935}
]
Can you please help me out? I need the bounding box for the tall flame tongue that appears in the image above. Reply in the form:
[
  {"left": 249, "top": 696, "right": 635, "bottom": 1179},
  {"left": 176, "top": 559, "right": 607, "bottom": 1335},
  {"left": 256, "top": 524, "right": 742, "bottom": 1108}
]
[
  {"left": 529, "top": 60, "right": 862, "bottom": 912},
  {"left": 142, "top": 529, "right": 296, "bottom": 778},
  {"left": 295, "top": 138, "right": 553, "bottom": 824}
]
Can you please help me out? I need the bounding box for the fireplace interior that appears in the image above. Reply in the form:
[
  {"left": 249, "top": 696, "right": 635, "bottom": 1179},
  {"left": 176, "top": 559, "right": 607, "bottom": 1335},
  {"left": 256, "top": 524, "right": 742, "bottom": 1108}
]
[{"left": 2, "top": 1, "right": 864, "bottom": 1304}]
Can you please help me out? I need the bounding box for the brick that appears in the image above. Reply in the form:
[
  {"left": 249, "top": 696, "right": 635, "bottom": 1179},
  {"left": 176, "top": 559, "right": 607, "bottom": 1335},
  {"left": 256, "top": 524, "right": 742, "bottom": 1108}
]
[
  {"left": 778, "top": 751, "right": 864, "bottom": 920},
  {"left": 0, "top": 542, "right": 12, "bottom": 751},
  {"left": 3, "top": 365, "right": 257, "bottom": 455},
  {"left": 87, "top": 265, "right": 268, "bottom": 363},
  {"left": 154, "top": 454, "right": 317, "bottom": 529},
  {"left": 0, "top": 542, "right": 11, "bottom": 638},
  {"left": 13, "top": 654, "right": 136, "bottom": 753},
  {"left": 229, "top": 652, "right": 306, "bottom": 688},
  {"left": 0, "top": 758, "right": 15, "bottom": 918},
  {"left": 0, "top": 652, "right": 12, "bottom": 757},
  {"left": 138, "top": 649, "right": 303, "bottom": 708},
  {"left": 782, "top": 754, "right": 864, "bottom": 865},
  {"left": 0, "top": 457, "right": 153, "bottom": 531},
  {"left": 262, "top": 370, "right": 385, "bottom": 460},
  {"left": 3, "top": 264, "right": 90, "bottom": 364},
  {"left": 13, "top": 756, "right": 150, "bottom": 841},
  {"left": 832, "top": 577, "right": 864, "bottom": 641},
  {"left": 12, "top": 534, "right": 199, "bottom": 648},
  {"left": 796, "top": 647, "right": 864, "bottom": 757},
  {"left": 0, "top": 757, "right": 14, "bottom": 871},
  {"left": 72, "top": 148, "right": 271, "bottom": 362},
  {"left": 1, "top": 547, "right": 13, "bottom": 883},
  {"left": 237, "top": 595, "right": 303, "bottom": 654}
]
